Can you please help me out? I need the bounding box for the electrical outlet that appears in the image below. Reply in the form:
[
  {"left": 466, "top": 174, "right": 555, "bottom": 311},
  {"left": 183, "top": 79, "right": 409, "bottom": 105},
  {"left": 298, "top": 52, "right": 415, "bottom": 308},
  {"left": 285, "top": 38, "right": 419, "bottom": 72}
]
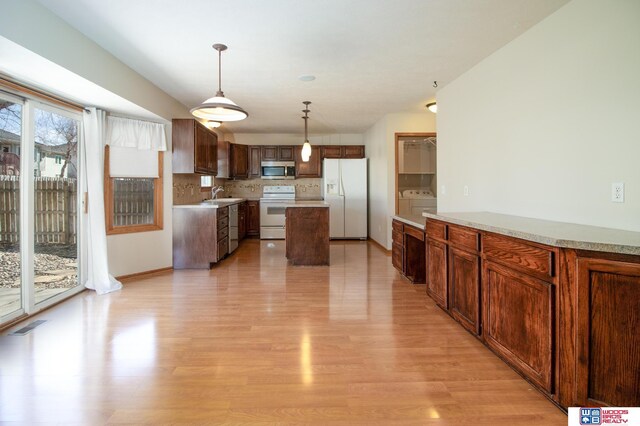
[
  {"left": 441, "top": 185, "right": 446, "bottom": 195},
  {"left": 612, "top": 182, "right": 624, "bottom": 203},
  {"left": 463, "top": 185, "right": 469, "bottom": 196}
]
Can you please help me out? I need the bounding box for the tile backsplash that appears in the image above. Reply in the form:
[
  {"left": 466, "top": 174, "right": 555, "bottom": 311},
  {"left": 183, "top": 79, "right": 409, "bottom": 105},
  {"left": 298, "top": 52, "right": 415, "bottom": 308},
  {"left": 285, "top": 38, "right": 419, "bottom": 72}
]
[
  {"left": 173, "top": 174, "right": 322, "bottom": 204},
  {"left": 224, "top": 178, "right": 322, "bottom": 199}
]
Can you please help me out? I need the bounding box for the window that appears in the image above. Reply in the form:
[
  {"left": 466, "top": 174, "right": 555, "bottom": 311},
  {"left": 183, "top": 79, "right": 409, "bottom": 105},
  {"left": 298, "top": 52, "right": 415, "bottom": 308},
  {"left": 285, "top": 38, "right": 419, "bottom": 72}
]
[
  {"left": 104, "top": 145, "right": 163, "bottom": 234},
  {"left": 55, "top": 155, "right": 62, "bottom": 164},
  {"left": 200, "top": 175, "right": 214, "bottom": 192}
]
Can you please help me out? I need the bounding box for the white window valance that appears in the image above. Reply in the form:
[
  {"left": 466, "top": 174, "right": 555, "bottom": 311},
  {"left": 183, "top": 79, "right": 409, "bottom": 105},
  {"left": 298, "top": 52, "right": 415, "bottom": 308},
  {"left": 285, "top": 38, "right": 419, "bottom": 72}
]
[
  {"left": 106, "top": 116, "right": 167, "bottom": 151},
  {"left": 106, "top": 116, "right": 166, "bottom": 178}
]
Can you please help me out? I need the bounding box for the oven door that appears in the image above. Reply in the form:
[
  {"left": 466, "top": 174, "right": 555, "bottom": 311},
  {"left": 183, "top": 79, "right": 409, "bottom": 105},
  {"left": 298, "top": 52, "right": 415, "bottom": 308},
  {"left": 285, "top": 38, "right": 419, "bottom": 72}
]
[{"left": 260, "top": 202, "right": 287, "bottom": 227}]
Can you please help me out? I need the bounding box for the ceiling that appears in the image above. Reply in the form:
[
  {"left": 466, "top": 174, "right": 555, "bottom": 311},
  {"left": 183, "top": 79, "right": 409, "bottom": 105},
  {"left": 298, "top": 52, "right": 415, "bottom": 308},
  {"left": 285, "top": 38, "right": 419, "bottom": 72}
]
[{"left": 36, "top": 0, "right": 569, "bottom": 134}]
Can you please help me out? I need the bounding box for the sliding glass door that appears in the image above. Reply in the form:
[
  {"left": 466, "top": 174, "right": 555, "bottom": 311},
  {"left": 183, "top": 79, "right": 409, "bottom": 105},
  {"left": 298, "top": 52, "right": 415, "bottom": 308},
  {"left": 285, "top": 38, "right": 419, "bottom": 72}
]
[
  {"left": 0, "top": 94, "right": 23, "bottom": 321},
  {"left": 0, "top": 95, "right": 84, "bottom": 326}
]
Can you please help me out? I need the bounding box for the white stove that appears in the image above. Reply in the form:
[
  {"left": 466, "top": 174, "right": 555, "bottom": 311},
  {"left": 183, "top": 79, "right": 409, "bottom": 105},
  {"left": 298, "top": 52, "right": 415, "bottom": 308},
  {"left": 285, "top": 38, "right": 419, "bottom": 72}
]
[{"left": 260, "top": 185, "right": 295, "bottom": 239}]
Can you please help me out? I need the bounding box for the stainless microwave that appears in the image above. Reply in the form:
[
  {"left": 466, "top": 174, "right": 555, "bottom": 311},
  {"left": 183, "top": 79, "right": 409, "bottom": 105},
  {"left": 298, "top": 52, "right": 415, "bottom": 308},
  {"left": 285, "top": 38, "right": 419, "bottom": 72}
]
[{"left": 261, "top": 161, "right": 295, "bottom": 180}]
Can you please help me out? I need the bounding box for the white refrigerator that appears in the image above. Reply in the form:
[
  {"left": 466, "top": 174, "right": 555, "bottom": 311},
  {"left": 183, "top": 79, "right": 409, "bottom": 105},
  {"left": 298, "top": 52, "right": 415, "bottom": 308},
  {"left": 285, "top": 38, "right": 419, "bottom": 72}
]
[{"left": 322, "top": 158, "right": 367, "bottom": 239}]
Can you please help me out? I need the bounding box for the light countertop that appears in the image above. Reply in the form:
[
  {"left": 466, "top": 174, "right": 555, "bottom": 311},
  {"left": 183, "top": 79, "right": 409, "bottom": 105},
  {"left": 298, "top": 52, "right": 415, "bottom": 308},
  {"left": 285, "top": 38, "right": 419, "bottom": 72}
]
[
  {"left": 284, "top": 200, "right": 329, "bottom": 208},
  {"left": 422, "top": 211, "right": 640, "bottom": 256},
  {"left": 173, "top": 198, "right": 247, "bottom": 209},
  {"left": 393, "top": 214, "right": 426, "bottom": 230}
]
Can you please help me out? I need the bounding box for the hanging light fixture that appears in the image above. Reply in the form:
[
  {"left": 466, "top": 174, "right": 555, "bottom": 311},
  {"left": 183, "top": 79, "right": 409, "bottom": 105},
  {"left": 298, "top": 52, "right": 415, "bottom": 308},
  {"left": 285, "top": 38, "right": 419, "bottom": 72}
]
[
  {"left": 426, "top": 102, "right": 437, "bottom": 113},
  {"left": 190, "top": 44, "right": 248, "bottom": 122},
  {"left": 301, "top": 101, "right": 312, "bottom": 162},
  {"left": 205, "top": 120, "right": 222, "bottom": 129}
]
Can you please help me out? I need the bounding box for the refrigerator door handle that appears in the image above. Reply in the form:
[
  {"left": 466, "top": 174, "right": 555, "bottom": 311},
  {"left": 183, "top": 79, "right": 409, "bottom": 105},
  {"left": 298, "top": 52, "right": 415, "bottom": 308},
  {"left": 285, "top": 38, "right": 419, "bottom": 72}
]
[{"left": 338, "top": 160, "right": 345, "bottom": 196}]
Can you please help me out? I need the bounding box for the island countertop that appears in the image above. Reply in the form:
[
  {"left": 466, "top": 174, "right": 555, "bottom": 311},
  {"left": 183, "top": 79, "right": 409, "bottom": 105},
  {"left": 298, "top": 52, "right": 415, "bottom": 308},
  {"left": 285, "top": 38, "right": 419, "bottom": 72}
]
[{"left": 422, "top": 211, "right": 640, "bottom": 255}]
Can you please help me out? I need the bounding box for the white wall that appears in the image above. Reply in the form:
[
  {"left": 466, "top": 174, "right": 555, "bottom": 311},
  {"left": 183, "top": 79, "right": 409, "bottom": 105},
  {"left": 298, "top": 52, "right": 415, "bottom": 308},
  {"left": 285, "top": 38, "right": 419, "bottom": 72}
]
[
  {"left": 437, "top": 0, "right": 640, "bottom": 231},
  {"left": 0, "top": 0, "right": 195, "bottom": 276},
  {"left": 365, "top": 113, "right": 436, "bottom": 249}
]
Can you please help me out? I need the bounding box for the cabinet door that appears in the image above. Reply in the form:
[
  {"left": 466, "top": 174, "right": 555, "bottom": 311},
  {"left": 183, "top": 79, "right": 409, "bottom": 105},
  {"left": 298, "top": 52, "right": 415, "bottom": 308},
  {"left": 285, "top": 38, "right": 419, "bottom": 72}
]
[
  {"left": 238, "top": 202, "right": 247, "bottom": 240},
  {"left": 207, "top": 130, "right": 218, "bottom": 175},
  {"left": 426, "top": 238, "right": 448, "bottom": 308},
  {"left": 295, "top": 146, "right": 321, "bottom": 178},
  {"left": 194, "top": 123, "right": 210, "bottom": 173},
  {"left": 230, "top": 144, "right": 248, "bottom": 178},
  {"left": 449, "top": 247, "right": 480, "bottom": 335},
  {"left": 482, "top": 261, "right": 554, "bottom": 392},
  {"left": 575, "top": 258, "right": 640, "bottom": 407},
  {"left": 246, "top": 200, "right": 260, "bottom": 236},
  {"left": 392, "top": 241, "right": 403, "bottom": 271},
  {"left": 343, "top": 145, "right": 365, "bottom": 158},
  {"left": 261, "top": 146, "right": 278, "bottom": 161},
  {"left": 248, "top": 146, "right": 261, "bottom": 178},
  {"left": 321, "top": 145, "right": 342, "bottom": 159},
  {"left": 278, "top": 145, "right": 294, "bottom": 161}
]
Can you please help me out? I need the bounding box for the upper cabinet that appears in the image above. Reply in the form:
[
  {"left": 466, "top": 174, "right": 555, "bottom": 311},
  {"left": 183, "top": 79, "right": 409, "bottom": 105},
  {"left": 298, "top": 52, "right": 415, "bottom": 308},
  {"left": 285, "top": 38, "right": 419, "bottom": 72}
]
[
  {"left": 217, "top": 140, "right": 230, "bottom": 179},
  {"left": 172, "top": 119, "right": 218, "bottom": 175},
  {"left": 248, "top": 146, "right": 261, "bottom": 178},
  {"left": 262, "top": 145, "right": 294, "bottom": 161},
  {"left": 320, "top": 145, "right": 365, "bottom": 159},
  {"left": 230, "top": 143, "right": 249, "bottom": 179},
  {"left": 295, "top": 145, "right": 321, "bottom": 178}
]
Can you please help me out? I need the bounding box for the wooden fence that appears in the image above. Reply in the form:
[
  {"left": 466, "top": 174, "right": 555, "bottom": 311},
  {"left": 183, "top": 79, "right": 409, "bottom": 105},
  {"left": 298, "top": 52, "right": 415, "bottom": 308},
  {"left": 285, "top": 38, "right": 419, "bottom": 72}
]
[
  {"left": 0, "top": 176, "right": 77, "bottom": 244},
  {"left": 113, "top": 177, "right": 154, "bottom": 226}
]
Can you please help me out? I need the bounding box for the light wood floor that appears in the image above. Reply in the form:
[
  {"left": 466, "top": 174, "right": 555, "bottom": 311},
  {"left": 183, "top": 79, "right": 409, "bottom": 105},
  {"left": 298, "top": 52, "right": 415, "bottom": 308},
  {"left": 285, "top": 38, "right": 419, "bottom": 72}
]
[{"left": 0, "top": 240, "right": 566, "bottom": 425}]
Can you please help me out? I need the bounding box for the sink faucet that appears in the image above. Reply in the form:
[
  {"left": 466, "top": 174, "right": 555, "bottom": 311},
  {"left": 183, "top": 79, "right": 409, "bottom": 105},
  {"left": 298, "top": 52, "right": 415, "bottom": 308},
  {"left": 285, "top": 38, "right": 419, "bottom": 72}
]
[{"left": 211, "top": 185, "right": 225, "bottom": 199}]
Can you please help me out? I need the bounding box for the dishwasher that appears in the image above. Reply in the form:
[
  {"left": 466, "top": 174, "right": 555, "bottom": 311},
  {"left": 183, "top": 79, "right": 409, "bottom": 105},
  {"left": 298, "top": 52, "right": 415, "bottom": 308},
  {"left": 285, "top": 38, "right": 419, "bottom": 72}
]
[{"left": 228, "top": 204, "right": 239, "bottom": 253}]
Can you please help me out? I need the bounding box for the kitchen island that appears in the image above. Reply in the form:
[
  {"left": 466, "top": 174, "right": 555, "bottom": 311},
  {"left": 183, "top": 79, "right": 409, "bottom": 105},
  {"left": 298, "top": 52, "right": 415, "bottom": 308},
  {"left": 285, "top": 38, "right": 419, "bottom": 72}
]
[{"left": 285, "top": 202, "right": 330, "bottom": 266}]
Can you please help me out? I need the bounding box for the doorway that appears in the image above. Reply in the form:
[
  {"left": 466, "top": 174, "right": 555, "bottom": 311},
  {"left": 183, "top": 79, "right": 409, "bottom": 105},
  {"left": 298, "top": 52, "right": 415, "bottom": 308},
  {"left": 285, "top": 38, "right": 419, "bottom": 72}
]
[
  {"left": 394, "top": 133, "right": 437, "bottom": 216},
  {"left": 0, "top": 93, "right": 84, "bottom": 326}
]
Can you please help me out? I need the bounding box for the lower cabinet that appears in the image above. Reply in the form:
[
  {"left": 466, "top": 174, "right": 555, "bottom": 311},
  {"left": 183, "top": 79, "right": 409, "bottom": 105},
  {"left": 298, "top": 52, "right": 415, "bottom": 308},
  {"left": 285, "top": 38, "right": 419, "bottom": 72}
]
[
  {"left": 573, "top": 255, "right": 640, "bottom": 407},
  {"left": 426, "top": 238, "right": 448, "bottom": 308},
  {"left": 391, "top": 219, "right": 425, "bottom": 283},
  {"left": 173, "top": 206, "right": 228, "bottom": 269},
  {"left": 246, "top": 200, "right": 260, "bottom": 236},
  {"left": 482, "top": 260, "right": 554, "bottom": 392},
  {"left": 424, "top": 217, "right": 640, "bottom": 409},
  {"left": 448, "top": 247, "right": 480, "bottom": 335}
]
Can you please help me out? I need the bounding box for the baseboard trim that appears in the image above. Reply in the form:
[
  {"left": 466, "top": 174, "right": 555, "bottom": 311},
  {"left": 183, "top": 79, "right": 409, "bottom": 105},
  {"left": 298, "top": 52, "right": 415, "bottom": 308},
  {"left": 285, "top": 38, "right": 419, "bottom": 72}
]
[
  {"left": 116, "top": 266, "right": 174, "bottom": 282},
  {"left": 368, "top": 237, "right": 391, "bottom": 255}
]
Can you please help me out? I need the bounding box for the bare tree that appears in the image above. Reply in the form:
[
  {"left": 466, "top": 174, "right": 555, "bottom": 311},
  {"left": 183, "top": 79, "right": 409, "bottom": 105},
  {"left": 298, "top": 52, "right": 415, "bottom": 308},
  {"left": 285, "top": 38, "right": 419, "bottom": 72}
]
[{"left": 34, "top": 111, "right": 77, "bottom": 178}]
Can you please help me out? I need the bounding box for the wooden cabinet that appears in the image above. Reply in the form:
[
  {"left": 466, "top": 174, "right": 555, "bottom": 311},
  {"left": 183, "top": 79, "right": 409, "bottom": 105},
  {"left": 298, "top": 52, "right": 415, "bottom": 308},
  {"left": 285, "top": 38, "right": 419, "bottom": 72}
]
[
  {"left": 248, "top": 146, "right": 261, "bottom": 178},
  {"left": 238, "top": 201, "right": 247, "bottom": 240},
  {"left": 230, "top": 143, "right": 249, "bottom": 179},
  {"left": 572, "top": 255, "right": 640, "bottom": 407},
  {"left": 217, "top": 140, "right": 230, "bottom": 178},
  {"left": 320, "top": 145, "right": 365, "bottom": 159},
  {"left": 261, "top": 146, "right": 294, "bottom": 161},
  {"left": 173, "top": 206, "right": 227, "bottom": 269},
  {"left": 426, "top": 238, "right": 448, "bottom": 308},
  {"left": 391, "top": 219, "right": 425, "bottom": 284},
  {"left": 449, "top": 247, "right": 480, "bottom": 335},
  {"left": 246, "top": 200, "right": 260, "bottom": 236},
  {"left": 172, "top": 119, "right": 218, "bottom": 175},
  {"left": 295, "top": 145, "right": 322, "bottom": 178},
  {"left": 483, "top": 260, "right": 554, "bottom": 392}
]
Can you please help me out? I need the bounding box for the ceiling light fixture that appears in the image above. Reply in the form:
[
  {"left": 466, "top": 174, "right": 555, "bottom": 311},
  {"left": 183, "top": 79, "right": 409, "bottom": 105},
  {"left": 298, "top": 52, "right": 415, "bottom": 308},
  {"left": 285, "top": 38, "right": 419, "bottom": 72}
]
[
  {"left": 190, "top": 44, "right": 248, "bottom": 122},
  {"left": 426, "top": 102, "right": 437, "bottom": 113},
  {"left": 301, "top": 101, "right": 312, "bottom": 162},
  {"left": 206, "top": 120, "right": 222, "bottom": 129}
]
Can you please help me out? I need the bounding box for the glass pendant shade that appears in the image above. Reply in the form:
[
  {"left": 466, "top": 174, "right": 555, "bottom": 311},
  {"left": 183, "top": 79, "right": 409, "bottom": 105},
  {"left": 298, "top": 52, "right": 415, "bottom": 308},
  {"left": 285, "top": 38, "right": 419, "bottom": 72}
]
[
  {"left": 191, "top": 96, "right": 248, "bottom": 121},
  {"left": 301, "top": 140, "right": 312, "bottom": 162}
]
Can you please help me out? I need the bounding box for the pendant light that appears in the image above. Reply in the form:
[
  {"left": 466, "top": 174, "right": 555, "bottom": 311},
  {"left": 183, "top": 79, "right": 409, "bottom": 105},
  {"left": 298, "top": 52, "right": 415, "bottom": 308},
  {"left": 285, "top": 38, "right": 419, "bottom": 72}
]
[
  {"left": 190, "top": 44, "right": 248, "bottom": 122},
  {"left": 426, "top": 102, "right": 437, "bottom": 113},
  {"left": 301, "top": 101, "right": 312, "bottom": 162}
]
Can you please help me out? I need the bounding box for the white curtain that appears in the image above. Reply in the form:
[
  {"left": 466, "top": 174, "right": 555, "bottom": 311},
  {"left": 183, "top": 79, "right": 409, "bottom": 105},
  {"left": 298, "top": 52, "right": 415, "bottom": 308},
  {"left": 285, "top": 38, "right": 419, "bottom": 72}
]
[
  {"left": 106, "top": 115, "right": 167, "bottom": 151},
  {"left": 82, "top": 108, "right": 122, "bottom": 295}
]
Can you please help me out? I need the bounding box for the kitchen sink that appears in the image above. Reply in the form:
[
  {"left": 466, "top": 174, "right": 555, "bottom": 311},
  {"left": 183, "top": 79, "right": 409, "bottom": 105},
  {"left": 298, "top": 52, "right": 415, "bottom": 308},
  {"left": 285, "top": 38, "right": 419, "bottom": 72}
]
[{"left": 201, "top": 198, "right": 244, "bottom": 205}]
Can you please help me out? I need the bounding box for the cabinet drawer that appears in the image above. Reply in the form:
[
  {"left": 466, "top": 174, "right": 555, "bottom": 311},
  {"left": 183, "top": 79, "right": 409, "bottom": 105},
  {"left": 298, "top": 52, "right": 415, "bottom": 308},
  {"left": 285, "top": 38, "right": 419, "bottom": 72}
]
[
  {"left": 392, "top": 229, "right": 403, "bottom": 245},
  {"left": 217, "top": 226, "right": 229, "bottom": 241},
  {"left": 483, "top": 233, "right": 555, "bottom": 280},
  {"left": 217, "top": 215, "right": 229, "bottom": 230},
  {"left": 404, "top": 224, "right": 425, "bottom": 242},
  {"left": 217, "top": 237, "right": 228, "bottom": 261},
  {"left": 392, "top": 219, "right": 404, "bottom": 232},
  {"left": 425, "top": 220, "right": 447, "bottom": 241},
  {"left": 392, "top": 242, "right": 403, "bottom": 271},
  {"left": 449, "top": 225, "right": 480, "bottom": 252},
  {"left": 217, "top": 206, "right": 229, "bottom": 220}
]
